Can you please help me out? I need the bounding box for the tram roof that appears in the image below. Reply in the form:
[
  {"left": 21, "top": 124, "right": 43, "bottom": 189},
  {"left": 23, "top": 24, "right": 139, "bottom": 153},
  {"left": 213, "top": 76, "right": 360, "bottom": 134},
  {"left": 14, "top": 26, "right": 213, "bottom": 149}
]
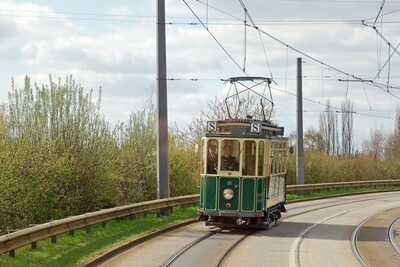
[{"left": 205, "top": 118, "right": 285, "bottom": 138}]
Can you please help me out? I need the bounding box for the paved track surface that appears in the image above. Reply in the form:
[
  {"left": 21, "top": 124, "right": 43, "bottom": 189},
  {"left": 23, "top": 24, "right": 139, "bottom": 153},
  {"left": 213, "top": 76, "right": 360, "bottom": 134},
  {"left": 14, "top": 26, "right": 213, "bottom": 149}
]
[
  {"left": 393, "top": 217, "right": 400, "bottom": 253},
  {"left": 354, "top": 207, "right": 400, "bottom": 267},
  {"left": 100, "top": 192, "right": 400, "bottom": 267}
]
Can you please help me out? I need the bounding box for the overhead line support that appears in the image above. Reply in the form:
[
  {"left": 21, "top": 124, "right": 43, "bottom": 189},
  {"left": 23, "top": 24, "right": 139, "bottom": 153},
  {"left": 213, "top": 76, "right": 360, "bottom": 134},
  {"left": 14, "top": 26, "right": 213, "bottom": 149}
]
[{"left": 156, "top": 0, "right": 170, "bottom": 210}]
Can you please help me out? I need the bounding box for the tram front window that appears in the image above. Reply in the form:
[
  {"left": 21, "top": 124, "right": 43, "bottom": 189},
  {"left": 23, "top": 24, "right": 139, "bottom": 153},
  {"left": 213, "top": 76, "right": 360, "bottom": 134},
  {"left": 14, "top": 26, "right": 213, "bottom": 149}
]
[
  {"left": 243, "top": 140, "right": 256, "bottom": 176},
  {"left": 221, "top": 140, "right": 239, "bottom": 172},
  {"left": 207, "top": 139, "right": 218, "bottom": 174}
]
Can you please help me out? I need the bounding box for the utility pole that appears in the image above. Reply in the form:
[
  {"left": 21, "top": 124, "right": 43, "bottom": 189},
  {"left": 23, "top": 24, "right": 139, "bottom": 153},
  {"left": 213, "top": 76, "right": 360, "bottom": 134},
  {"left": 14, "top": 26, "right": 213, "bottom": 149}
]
[
  {"left": 296, "top": 57, "right": 305, "bottom": 184},
  {"left": 156, "top": 0, "right": 170, "bottom": 203}
]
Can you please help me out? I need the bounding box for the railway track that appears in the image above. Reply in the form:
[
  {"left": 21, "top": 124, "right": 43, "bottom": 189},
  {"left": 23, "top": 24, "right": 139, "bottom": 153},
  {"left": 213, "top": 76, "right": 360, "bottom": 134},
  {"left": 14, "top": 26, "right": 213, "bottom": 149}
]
[
  {"left": 389, "top": 217, "right": 400, "bottom": 254},
  {"left": 161, "top": 193, "right": 400, "bottom": 267},
  {"left": 352, "top": 207, "right": 400, "bottom": 267},
  {"left": 161, "top": 230, "right": 219, "bottom": 267},
  {"left": 216, "top": 230, "right": 255, "bottom": 267},
  {"left": 97, "top": 192, "right": 400, "bottom": 267}
]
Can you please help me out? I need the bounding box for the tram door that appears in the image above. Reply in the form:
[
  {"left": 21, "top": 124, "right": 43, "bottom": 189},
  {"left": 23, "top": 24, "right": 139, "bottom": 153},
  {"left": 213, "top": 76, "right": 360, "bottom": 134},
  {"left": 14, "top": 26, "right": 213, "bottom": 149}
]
[{"left": 266, "top": 140, "right": 287, "bottom": 208}]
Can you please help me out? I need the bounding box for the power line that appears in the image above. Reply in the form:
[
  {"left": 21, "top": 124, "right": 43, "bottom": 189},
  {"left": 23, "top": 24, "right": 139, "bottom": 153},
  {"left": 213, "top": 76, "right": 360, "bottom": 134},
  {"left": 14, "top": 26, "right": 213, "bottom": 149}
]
[
  {"left": 271, "top": 87, "right": 395, "bottom": 120},
  {"left": 375, "top": 42, "right": 400, "bottom": 79},
  {"left": 181, "top": 0, "right": 246, "bottom": 75},
  {"left": 2, "top": 9, "right": 400, "bottom": 25},
  {"left": 237, "top": 0, "right": 273, "bottom": 78},
  {"left": 188, "top": 0, "right": 400, "bottom": 94},
  {"left": 372, "top": 0, "right": 386, "bottom": 26},
  {"left": 166, "top": 77, "right": 398, "bottom": 119},
  {"left": 362, "top": 21, "right": 400, "bottom": 59},
  {"left": 168, "top": 20, "right": 400, "bottom": 25}
]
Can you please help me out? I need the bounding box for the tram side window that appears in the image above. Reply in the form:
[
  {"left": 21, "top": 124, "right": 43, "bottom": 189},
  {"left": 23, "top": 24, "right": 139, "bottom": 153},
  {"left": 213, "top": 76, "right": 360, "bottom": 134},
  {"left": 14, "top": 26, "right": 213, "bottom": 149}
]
[
  {"left": 258, "top": 141, "right": 265, "bottom": 176},
  {"left": 221, "top": 140, "right": 240, "bottom": 172},
  {"left": 207, "top": 139, "right": 218, "bottom": 174},
  {"left": 271, "top": 158, "right": 276, "bottom": 174},
  {"left": 242, "top": 140, "right": 256, "bottom": 176}
]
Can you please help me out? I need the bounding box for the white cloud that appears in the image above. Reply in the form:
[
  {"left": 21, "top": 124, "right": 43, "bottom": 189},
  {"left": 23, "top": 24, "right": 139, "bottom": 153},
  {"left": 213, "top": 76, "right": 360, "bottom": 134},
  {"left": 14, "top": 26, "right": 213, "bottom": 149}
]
[
  {"left": 0, "top": 0, "right": 399, "bottom": 145},
  {"left": 110, "top": 7, "right": 132, "bottom": 16}
]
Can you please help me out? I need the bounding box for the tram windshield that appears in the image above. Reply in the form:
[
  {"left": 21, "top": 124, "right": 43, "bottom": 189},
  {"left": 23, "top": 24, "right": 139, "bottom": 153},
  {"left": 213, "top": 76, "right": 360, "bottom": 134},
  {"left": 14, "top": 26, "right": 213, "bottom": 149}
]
[
  {"left": 206, "top": 139, "right": 218, "bottom": 174},
  {"left": 221, "top": 140, "right": 240, "bottom": 171}
]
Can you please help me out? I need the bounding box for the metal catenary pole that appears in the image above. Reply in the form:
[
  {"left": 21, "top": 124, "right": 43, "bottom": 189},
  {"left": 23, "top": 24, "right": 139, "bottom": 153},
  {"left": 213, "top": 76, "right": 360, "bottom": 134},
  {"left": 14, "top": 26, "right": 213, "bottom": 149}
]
[
  {"left": 156, "top": 0, "right": 170, "bottom": 202},
  {"left": 296, "top": 57, "right": 305, "bottom": 184}
]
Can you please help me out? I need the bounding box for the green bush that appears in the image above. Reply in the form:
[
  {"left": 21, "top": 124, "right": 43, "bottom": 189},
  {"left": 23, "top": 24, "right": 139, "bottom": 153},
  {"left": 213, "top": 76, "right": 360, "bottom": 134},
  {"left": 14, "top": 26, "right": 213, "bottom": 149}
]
[
  {"left": 0, "top": 76, "right": 199, "bottom": 232},
  {"left": 287, "top": 151, "right": 400, "bottom": 184}
]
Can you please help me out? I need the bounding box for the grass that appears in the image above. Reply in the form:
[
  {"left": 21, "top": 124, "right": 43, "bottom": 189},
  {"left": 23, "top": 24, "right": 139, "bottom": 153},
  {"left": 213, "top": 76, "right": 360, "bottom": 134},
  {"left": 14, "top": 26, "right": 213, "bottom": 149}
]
[
  {"left": 1, "top": 186, "right": 400, "bottom": 267},
  {"left": 286, "top": 186, "right": 400, "bottom": 201},
  {"left": 0, "top": 206, "right": 198, "bottom": 267}
]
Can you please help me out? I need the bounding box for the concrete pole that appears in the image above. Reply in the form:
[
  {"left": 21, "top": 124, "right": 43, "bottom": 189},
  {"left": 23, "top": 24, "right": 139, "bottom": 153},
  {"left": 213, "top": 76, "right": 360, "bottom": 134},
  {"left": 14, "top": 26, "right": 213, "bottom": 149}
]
[
  {"left": 296, "top": 57, "right": 305, "bottom": 184},
  {"left": 156, "top": 0, "right": 170, "bottom": 201}
]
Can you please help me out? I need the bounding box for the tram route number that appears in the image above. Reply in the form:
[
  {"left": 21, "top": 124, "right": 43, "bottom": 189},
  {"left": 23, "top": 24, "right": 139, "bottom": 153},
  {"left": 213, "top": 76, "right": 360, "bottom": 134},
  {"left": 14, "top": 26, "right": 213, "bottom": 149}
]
[{"left": 250, "top": 122, "right": 261, "bottom": 133}]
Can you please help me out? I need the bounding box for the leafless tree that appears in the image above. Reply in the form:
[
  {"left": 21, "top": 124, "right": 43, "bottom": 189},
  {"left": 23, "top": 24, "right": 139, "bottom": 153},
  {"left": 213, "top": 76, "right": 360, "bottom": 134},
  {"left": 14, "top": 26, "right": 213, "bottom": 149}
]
[
  {"left": 319, "top": 101, "right": 340, "bottom": 155},
  {"left": 304, "top": 128, "right": 324, "bottom": 151},
  {"left": 385, "top": 133, "right": 400, "bottom": 159},
  {"left": 366, "top": 129, "right": 385, "bottom": 159},
  {"left": 341, "top": 100, "right": 354, "bottom": 156},
  {"left": 395, "top": 105, "right": 400, "bottom": 136}
]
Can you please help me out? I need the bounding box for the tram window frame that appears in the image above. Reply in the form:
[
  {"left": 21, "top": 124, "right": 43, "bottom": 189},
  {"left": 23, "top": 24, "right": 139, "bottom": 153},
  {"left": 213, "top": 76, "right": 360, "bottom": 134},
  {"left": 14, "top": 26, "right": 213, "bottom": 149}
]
[
  {"left": 220, "top": 140, "right": 240, "bottom": 172},
  {"left": 242, "top": 140, "right": 256, "bottom": 176},
  {"left": 200, "top": 138, "right": 206, "bottom": 174},
  {"left": 282, "top": 142, "right": 288, "bottom": 173},
  {"left": 264, "top": 141, "right": 271, "bottom": 177},
  {"left": 206, "top": 139, "right": 219, "bottom": 175},
  {"left": 258, "top": 141, "right": 265, "bottom": 176}
]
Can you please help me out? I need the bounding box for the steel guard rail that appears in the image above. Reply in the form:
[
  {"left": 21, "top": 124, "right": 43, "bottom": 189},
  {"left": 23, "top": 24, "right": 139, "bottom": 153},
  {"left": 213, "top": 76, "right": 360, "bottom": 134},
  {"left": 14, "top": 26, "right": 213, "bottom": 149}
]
[
  {"left": 286, "top": 179, "right": 400, "bottom": 193},
  {"left": 1, "top": 179, "right": 400, "bottom": 255}
]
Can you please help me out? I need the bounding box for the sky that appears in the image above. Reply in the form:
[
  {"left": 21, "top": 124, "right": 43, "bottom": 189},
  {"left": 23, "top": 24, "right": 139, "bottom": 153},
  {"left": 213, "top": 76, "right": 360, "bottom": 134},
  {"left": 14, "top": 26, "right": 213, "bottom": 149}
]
[{"left": 0, "top": 0, "right": 400, "bottom": 149}]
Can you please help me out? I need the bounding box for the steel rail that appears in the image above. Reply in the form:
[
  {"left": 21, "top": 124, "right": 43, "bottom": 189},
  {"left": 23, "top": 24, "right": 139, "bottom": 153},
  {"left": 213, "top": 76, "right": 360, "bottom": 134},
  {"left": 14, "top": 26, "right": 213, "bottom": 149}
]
[
  {"left": 1, "top": 180, "right": 400, "bottom": 256},
  {"left": 216, "top": 193, "right": 400, "bottom": 267},
  {"left": 388, "top": 216, "right": 400, "bottom": 255},
  {"left": 216, "top": 230, "right": 255, "bottom": 267},
  {"left": 160, "top": 230, "right": 219, "bottom": 267}
]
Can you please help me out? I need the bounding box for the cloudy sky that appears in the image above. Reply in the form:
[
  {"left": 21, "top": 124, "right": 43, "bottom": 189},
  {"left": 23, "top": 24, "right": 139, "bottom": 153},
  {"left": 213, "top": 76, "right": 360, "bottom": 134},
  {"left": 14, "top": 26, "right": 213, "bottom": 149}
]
[{"left": 1, "top": 0, "right": 400, "bottom": 148}]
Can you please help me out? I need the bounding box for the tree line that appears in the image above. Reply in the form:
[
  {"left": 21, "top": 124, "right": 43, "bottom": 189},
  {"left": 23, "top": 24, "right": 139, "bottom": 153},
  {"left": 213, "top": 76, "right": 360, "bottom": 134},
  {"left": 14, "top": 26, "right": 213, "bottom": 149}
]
[
  {"left": 1, "top": 76, "right": 399, "bottom": 233},
  {"left": 285, "top": 101, "right": 400, "bottom": 184},
  {"left": 0, "top": 76, "right": 198, "bottom": 233}
]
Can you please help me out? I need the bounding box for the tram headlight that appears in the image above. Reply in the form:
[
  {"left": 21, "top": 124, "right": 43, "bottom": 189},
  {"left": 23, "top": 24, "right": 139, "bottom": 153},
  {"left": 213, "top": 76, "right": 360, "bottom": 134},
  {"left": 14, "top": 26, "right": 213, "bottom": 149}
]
[{"left": 223, "top": 188, "right": 234, "bottom": 200}]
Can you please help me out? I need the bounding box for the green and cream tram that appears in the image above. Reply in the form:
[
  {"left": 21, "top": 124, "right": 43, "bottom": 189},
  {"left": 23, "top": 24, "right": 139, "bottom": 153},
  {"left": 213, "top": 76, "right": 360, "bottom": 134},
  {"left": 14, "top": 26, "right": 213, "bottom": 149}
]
[{"left": 198, "top": 119, "right": 288, "bottom": 228}]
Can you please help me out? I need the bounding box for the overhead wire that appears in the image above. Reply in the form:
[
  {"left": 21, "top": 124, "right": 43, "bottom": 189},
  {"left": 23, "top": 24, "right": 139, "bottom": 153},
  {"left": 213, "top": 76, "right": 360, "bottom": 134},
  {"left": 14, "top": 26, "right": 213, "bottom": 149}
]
[
  {"left": 387, "top": 44, "right": 391, "bottom": 92},
  {"left": 181, "top": 0, "right": 247, "bottom": 74},
  {"left": 372, "top": 0, "right": 386, "bottom": 26},
  {"left": 237, "top": 0, "right": 274, "bottom": 79},
  {"left": 271, "top": 86, "right": 394, "bottom": 120},
  {"left": 2, "top": 9, "right": 400, "bottom": 25},
  {"left": 375, "top": 42, "right": 400, "bottom": 79},
  {"left": 361, "top": 83, "right": 373, "bottom": 110},
  {"left": 166, "top": 76, "right": 397, "bottom": 119},
  {"left": 181, "top": 0, "right": 400, "bottom": 118},
  {"left": 242, "top": 4, "right": 247, "bottom": 72},
  {"left": 187, "top": 0, "right": 400, "bottom": 93}
]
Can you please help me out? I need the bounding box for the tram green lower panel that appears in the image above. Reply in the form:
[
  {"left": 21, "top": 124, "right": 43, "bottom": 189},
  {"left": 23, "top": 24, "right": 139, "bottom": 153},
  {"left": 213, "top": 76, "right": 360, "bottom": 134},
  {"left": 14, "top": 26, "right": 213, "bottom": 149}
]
[
  {"left": 256, "top": 178, "right": 264, "bottom": 211},
  {"left": 241, "top": 179, "right": 255, "bottom": 211},
  {"left": 205, "top": 177, "right": 217, "bottom": 210},
  {"left": 200, "top": 176, "right": 205, "bottom": 209},
  {"left": 219, "top": 177, "right": 239, "bottom": 211}
]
